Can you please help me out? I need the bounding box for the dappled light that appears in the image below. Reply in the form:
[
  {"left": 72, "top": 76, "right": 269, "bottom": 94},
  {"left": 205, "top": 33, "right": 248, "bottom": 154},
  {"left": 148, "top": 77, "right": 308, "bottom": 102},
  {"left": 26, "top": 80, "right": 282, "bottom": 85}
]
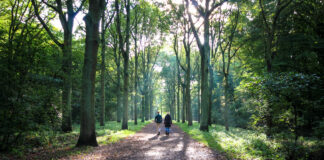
[{"left": 1, "top": 0, "right": 323, "bottom": 159}]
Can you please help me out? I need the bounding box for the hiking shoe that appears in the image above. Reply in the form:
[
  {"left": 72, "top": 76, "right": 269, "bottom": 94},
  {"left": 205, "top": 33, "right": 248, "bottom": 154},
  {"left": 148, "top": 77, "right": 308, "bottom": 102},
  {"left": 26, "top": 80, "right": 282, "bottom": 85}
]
[{"left": 157, "top": 132, "right": 160, "bottom": 135}]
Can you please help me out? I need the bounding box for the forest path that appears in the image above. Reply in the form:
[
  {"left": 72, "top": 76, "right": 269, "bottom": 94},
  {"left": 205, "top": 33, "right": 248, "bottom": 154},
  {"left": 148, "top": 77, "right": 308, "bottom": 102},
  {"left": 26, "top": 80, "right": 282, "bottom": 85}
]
[{"left": 64, "top": 122, "right": 226, "bottom": 160}]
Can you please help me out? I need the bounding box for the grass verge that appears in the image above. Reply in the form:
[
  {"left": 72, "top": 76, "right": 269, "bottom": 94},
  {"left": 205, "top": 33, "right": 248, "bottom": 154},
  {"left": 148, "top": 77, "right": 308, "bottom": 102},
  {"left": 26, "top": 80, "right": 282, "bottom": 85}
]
[
  {"left": 175, "top": 121, "right": 284, "bottom": 160},
  {"left": 1, "top": 121, "right": 150, "bottom": 159}
]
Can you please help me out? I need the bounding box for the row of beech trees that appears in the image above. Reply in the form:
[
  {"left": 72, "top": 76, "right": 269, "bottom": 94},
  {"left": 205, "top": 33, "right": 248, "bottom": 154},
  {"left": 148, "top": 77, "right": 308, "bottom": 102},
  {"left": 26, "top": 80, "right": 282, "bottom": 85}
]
[
  {"left": 28, "top": 0, "right": 168, "bottom": 146},
  {"left": 166, "top": 0, "right": 235, "bottom": 131},
  {"left": 27, "top": 0, "right": 242, "bottom": 148}
]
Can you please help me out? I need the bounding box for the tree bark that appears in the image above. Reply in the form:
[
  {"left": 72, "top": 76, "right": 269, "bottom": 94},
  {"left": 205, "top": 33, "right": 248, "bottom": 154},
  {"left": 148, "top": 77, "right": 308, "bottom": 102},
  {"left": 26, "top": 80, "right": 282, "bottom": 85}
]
[
  {"left": 141, "top": 95, "right": 145, "bottom": 122},
  {"left": 182, "top": 85, "right": 186, "bottom": 123},
  {"left": 134, "top": 29, "right": 138, "bottom": 125},
  {"left": 76, "top": 0, "right": 104, "bottom": 147},
  {"left": 185, "top": 46, "right": 192, "bottom": 126},
  {"left": 224, "top": 74, "right": 229, "bottom": 131},
  {"left": 177, "top": 64, "right": 180, "bottom": 122},
  {"left": 208, "top": 63, "right": 215, "bottom": 125},
  {"left": 197, "top": 67, "right": 201, "bottom": 123},
  {"left": 61, "top": 30, "right": 73, "bottom": 132},
  {"left": 199, "top": 15, "right": 211, "bottom": 131},
  {"left": 116, "top": 58, "right": 121, "bottom": 122},
  {"left": 99, "top": 11, "right": 106, "bottom": 126}
]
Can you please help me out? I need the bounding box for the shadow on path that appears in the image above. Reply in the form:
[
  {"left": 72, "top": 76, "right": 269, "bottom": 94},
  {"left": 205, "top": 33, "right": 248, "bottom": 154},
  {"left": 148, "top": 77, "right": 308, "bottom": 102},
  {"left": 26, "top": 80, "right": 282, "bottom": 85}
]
[{"left": 62, "top": 122, "right": 226, "bottom": 160}]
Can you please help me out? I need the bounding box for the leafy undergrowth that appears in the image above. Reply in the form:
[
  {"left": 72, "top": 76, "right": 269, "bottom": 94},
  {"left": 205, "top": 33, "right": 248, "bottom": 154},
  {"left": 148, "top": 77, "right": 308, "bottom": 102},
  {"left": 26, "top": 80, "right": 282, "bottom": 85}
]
[
  {"left": 175, "top": 122, "right": 323, "bottom": 160},
  {"left": 0, "top": 121, "right": 150, "bottom": 159}
]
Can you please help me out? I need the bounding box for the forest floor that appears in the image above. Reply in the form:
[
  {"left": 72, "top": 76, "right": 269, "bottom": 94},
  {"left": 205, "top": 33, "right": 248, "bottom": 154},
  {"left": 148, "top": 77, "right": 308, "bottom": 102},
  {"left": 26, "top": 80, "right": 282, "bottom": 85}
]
[{"left": 60, "top": 122, "right": 226, "bottom": 160}]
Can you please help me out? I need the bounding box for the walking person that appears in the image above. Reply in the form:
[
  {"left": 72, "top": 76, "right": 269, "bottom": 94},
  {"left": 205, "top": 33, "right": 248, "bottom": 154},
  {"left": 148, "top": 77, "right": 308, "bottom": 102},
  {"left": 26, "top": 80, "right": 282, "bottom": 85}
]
[
  {"left": 164, "top": 112, "right": 172, "bottom": 135},
  {"left": 154, "top": 111, "right": 162, "bottom": 135}
]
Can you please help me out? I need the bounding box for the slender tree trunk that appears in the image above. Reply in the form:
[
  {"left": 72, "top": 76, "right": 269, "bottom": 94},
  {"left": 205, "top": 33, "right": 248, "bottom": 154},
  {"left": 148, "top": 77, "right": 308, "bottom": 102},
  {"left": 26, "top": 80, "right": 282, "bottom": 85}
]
[
  {"left": 99, "top": 12, "right": 106, "bottom": 126},
  {"left": 133, "top": 9, "right": 139, "bottom": 125},
  {"left": 144, "top": 52, "right": 150, "bottom": 120},
  {"left": 224, "top": 75, "right": 229, "bottom": 131},
  {"left": 150, "top": 87, "right": 154, "bottom": 119},
  {"left": 208, "top": 64, "right": 215, "bottom": 125},
  {"left": 122, "top": 55, "right": 129, "bottom": 129},
  {"left": 185, "top": 49, "right": 192, "bottom": 126},
  {"left": 141, "top": 95, "right": 145, "bottom": 122},
  {"left": 134, "top": 46, "right": 138, "bottom": 125},
  {"left": 61, "top": 30, "right": 73, "bottom": 132},
  {"left": 197, "top": 70, "right": 201, "bottom": 123},
  {"left": 134, "top": 77, "right": 138, "bottom": 124},
  {"left": 77, "top": 0, "right": 104, "bottom": 147},
  {"left": 119, "top": 0, "right": 131, "bottom": 130},
  {"left": 130, "top": 86, "right": 134, "bottom": 120},
  {"left": 116, "top": 63, "right": 121, "bottom": 122},
  {"left": 182, "top": 85, "right": 186, "bottom": 123},
  {"left": 177, "top": 64, "right": 180, "bottom": 122},
  {"left": 145, "top": 86, "right": 149, "bottom": 120}
]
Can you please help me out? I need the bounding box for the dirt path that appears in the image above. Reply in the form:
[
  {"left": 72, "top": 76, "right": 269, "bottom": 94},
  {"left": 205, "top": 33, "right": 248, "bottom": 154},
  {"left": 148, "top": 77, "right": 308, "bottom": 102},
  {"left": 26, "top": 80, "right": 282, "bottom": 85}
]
[{"left": 64, "top": 122, "right": 226, "bottom": 160}]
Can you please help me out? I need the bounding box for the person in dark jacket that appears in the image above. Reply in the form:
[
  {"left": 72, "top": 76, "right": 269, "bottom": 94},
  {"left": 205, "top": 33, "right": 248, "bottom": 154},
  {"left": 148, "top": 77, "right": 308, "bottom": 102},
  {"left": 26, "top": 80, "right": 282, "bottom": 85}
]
[
  {"left": 164, "top": 112, "right": 172, "bottom": 135},
  {"left": 154, "top": 111, "right": 162, "bottom": 135}
]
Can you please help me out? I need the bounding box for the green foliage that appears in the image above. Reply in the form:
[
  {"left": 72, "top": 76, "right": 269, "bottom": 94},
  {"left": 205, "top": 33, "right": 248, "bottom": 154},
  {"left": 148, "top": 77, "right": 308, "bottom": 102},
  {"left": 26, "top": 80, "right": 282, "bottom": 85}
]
[
  {"left": 244, "top": 72, "right": 322, "bottom": 137},
  {"left": 177, "top": 122, "right": 323, "bottom": 160}
]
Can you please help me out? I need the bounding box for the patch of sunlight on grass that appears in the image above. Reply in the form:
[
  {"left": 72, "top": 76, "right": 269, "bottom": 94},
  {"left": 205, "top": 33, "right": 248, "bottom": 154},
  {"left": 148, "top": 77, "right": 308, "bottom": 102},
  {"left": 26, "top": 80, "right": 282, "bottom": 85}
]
[
  {"left": 175, "top": 122, "right": 284, "bottom": 160},
  {"left": 71, "top": 121, "right": 150, "bottom": 145},
  {"left": 95, "top": 121, "right": 150, "bottom": 145}
]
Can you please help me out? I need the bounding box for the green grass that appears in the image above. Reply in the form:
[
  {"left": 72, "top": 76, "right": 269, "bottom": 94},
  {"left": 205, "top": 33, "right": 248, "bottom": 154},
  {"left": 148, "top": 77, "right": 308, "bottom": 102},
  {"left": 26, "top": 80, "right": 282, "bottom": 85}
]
[
  {"left": 94, "top": 121, "right": 151, "bottom": 145},
  {"left": 176, "top": 122, "right": 284, "bottom": 160},
  {"left": 1, "top": 121, "right": 150, "bottom": 159}
]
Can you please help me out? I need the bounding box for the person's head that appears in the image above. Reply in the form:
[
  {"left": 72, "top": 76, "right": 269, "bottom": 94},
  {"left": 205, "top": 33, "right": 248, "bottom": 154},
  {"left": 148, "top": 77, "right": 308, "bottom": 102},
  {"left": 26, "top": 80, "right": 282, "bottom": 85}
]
[
  {"left": 157, "top": 111, "right": 160, "bottom": 114},
  {"left": 167, "top": 112, "right": 170, "bottom": 115}
]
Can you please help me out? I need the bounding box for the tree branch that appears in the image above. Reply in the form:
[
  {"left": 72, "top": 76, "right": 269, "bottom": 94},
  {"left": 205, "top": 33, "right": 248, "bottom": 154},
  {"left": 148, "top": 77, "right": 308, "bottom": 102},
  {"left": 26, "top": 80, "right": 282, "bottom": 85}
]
[
  {"left": 74, "top": 0, "right": 86, "bottom": 16},
  {"left": 185, "top": 0, "right": 203, "bottom": 50},
  {"left": 31, "top": 0, "right": 63, "bottom": 49},
  {"left": 208, "top": 0, "right": 228, "bottom": 17},
  {"left": 41, "top": 0, "right": 60, "bottom": 13}
]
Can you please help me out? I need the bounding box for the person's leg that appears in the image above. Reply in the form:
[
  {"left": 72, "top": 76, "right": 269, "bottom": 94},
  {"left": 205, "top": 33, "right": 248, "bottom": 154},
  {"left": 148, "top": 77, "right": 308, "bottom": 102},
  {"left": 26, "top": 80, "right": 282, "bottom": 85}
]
[
  {"left": 156, "top": 123, "right": 160, "bottom": 134},
  {"left": 158, "top": 123, "right": 161, "bottom": 133}
]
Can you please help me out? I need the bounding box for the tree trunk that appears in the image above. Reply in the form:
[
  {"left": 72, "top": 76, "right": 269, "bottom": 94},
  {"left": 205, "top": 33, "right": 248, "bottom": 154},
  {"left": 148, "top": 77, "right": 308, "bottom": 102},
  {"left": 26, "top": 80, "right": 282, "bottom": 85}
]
[
  {"left": 208, "top": 63, "right": 215, "bottom": 125},
  {"left": 122, "top": 55, "right": 129, "bottom": 129},
  {"left": 133, "top": 9, "right": 139, "bottom": 125},
  {"left": 150, "top": 87, "right": 154, "bottom": 119},
  {"left": 116, "top": 63, "right": 121, "bottom": 122},
  {"left": 224, "top": 75, "right": 229, "bottom": 131},
  {"left": 141, "top": 95, "right": 145, "bottom": 122},
  {"left": 197, "top": 69, "right": 201, "bottom": 123},
  {"left": 182, "top": 85, "right": 186, "bottom": 123},
  {"left": 186, "top": 49, "right": 192, "bottom": 126},
  {"left": 120, "top": 0, "right": 131, "bottom": 130},
  {"left": 99, "top": 12, "right": 106, "bottom": 126},
  {"left": 77, "top": 0, "right": 104, "bottom": 147},
  {"left": 130, "top": 86, "right": 134, "bottom": 120},
  {"left": 145, "top": 87, "right": 149, "bottom": 120},
  {"left": 199, "top": 16, "right": 210, "bottom": 131},
  {"left": 177, "top": 64, "right": 180, "bottom": 122},
  {"left": 61, "top": 30, "right": 73, "bottom": 132}
]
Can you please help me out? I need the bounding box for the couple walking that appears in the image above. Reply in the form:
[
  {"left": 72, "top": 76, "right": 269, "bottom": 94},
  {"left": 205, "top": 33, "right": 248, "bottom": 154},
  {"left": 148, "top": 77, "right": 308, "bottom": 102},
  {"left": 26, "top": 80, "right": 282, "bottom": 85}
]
[{"left": 154, "top": 111, "right": 172, "bottom": 135}]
